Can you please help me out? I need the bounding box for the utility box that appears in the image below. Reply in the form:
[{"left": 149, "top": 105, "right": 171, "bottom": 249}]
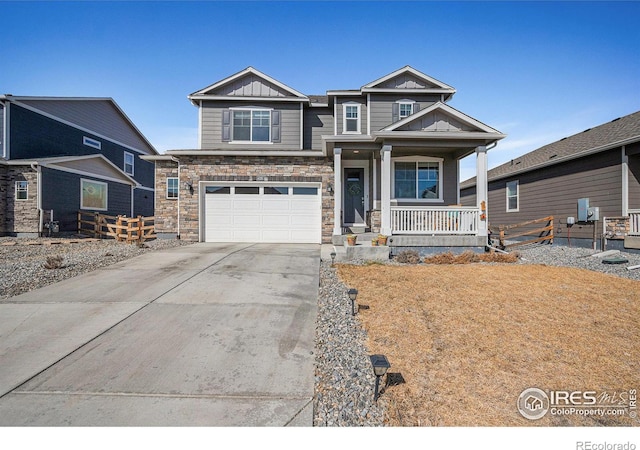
[
  {"left": 577, "top": 198, "right": 590, "bottom": 222},
  {"left": 587, "top": 207, "right": 600, "bottom": 222}
]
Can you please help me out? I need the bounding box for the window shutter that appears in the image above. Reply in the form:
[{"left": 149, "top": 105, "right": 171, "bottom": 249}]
[
  {"left": 413, "top": 103, "right": 420, "bottom": 114},
  {"left": 271, "top": 110, "right": 281, "bottom": 143},
  {"left": 392, "top": 103, "right": 399, "bottom": 123},
  {"left": 222, "top": 109, "right": 231, "bottom": 142}
]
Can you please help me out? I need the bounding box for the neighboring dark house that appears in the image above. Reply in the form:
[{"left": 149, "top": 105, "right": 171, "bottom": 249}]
[
  {"left": 460, "top": 110, "right": 640, "bottom": 250},
  {"left": 143, "top": 66, "right": 505, "bottom": 250},
  {"left": 0, "top": 96, "right": 158, "bottom": 236}
]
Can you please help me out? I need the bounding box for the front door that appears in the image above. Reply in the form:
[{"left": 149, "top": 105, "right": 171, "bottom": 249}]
[{"left": 344, "top": 168, "right": 365, "bottom": 224}]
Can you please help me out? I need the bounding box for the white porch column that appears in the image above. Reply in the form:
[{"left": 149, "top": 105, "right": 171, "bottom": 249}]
[
  {"left": 476, "top": 145, "right": 488, "bottom": 237},
  {"left": 333, "top": 148, "right": 343, "bottom": 236},
  {"left": 380, "top": 145, "right": 392, "bottom": 236}
]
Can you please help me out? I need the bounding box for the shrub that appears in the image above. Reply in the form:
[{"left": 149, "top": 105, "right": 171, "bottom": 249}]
[
  {"left": 395, "top": 249, "right": 421, "bottom": 264},
  {"left": 43, "top": 255, "right": 65, "bottom": 269}
]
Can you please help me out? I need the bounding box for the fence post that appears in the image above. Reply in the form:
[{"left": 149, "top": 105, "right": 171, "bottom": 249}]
[{"left": 138, "top": 216, "right": 143, "bottom": 243}]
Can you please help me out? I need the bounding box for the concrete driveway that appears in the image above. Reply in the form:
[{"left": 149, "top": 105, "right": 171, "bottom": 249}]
[{"left": 0, "top": 243, "right": 319, "bottom": 426}]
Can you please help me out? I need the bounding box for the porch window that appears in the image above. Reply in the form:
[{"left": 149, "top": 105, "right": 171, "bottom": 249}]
[
  {"left": 167, "top": 177, "right": 178, "bottom": 199},
  {"left": 232, "top": 109, "right": 270, "bottom": 142},
  {"left": 343, "top": 104, "right": 360, "bottom": 134},
  {"left": 393, "top": 158, "right": 442, "bottom": 201},
  {"left": 506, "top": 180, "right": 519, "bottom": 212},
  {"left": 15, "top": 181, "right": 28, "bottom": 201}
]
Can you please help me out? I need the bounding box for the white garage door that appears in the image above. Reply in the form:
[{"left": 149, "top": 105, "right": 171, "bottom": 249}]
[{"left": 204, "top": 184, "right": 322, "bottom": 243}]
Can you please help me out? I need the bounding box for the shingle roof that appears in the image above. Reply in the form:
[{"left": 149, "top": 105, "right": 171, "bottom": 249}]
[{"left": 461, "top": 110, "right": 640, "bottom": 188}]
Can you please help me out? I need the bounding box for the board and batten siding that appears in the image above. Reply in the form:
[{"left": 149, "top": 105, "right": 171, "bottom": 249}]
[
  {"left": 335, "top": 97, "right": 367, "bottom": 136},
  {"left": 626, "top": 144, "right": 640, "bottom": 209},
  {"left": 303, "top": 107, "right": 333, "bottom": 150},
  {"left": 368, "top": 94, "right": 439, "bottom": 132},
  {"left": 200, "top": 100, "right": 303, "bottom": 150},
  {"left": 0, "top": 103, "right": 4, "bottom": 156},
  {"left": 486, "top": 150, "right": 623, "bottom": 241}
]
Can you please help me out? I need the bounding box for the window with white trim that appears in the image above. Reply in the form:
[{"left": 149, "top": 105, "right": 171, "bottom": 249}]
[
  {"left": 167, "top": 177, "right": 178, "bottom": 199},
  {"left": 398, "top": 102, "right": 414, "bottom": 119},
  {"left": 506, "top": 180, "right": 519, "bottom": 212},
  {"left": 15, "top": 181, "right": 28, "bottom": 201},
  {"left": 233, "top": 109, "right": 270, "bottom": 142},
  {"left": 393, "top": 157, "right": 443, "bottom": 201},
  {"left": 343, "top": 103, "right": 361, "bottom": 134},
  {"left": 83, "top": 136, "right": 101, "bottom": 150},
  {"left": 80, "top": 179, "right": 108, "bottom": 211},
  {"left": 124, "top": 151, "right": 134, "bottom": 175}
]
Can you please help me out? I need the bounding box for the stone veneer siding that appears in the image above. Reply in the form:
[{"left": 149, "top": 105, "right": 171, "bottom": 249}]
[
  {"left": 155, "top": 156, "right": 335, "bottom": 243},
  {"left": 1, "top": 165, "right": 40, "bottom": 234}
]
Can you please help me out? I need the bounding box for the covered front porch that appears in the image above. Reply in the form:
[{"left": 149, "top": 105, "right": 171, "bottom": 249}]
[{"left": 330, "top": 143, "right": 491, "bottom": 250}]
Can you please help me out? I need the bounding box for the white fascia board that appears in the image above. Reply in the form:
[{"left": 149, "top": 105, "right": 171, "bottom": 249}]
[
  {"left": 362, "top": 66, "right": 456, "bottom": 91},
  {"left": 140, "top": 154, "right": 178, "bottom": 161},
  {"left": 188, "top": 95, "right": 308, "bottom": 103},
  {"left": 190, "top": 66, "right": 308, "bottom": 99},
  {"left": 165, "top": 149, "right": 326, "bottom": 157},
  {"left": 374, "top": 130, "right": 506, "bottom": 142},
  {"left": 11, "top": 100, "right": 153, "bottom": 155},
  {"left": 326, "top": 90, "right": 362, "bottom": 97},
  {"left": 383, "top": 102, "right": 503, "bottom": 134},
  {"left": 361, "top": 88, "right": 456, "bottom": 95}
]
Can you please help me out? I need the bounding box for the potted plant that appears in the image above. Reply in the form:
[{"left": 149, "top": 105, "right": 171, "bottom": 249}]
[
  {"left": 346, "top": 234, "right": 358, "bottom": 246},
  {"left": 371, "top": 238, "right": 379, "bottom": 246},
  {"left": 377, "top": 234, "right": 388, "bottom": 246}
]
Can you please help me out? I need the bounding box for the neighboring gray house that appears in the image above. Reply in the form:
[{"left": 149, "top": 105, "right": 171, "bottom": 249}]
[
  {"left": 460, "top": 110, "right": 640, "bottom": 249},
  {"left": 143, "top": 66, "right": 505, "bottom": 249},
  {"left": 0, "top": 96, "right": 158, "bottom": 236}
]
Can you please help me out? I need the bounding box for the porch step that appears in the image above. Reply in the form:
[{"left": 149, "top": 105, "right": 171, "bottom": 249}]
[{"left": 332, "top": 232, "right": 379, "bottom": 246}]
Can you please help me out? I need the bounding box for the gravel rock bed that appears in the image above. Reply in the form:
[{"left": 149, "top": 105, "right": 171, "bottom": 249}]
[
  {"left": 313, "top": 260, "right": 386, "bottom": 426},
  {"left": 0, "top": 237, "right": 191, "bottom": 300}
]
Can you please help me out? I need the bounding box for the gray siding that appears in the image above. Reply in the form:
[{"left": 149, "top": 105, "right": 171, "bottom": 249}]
[
  {"left": 369, "top": 94, "right": 438, "bottom": 131},
  {"left": 201, "top": 100, "right": 302, "bottom": 150},
  {"left": 303, "top": 107, "right": 333, "bottom": 150},
  {"left": 0, "top": 103, "right": 4, "bottom": 156},
  {"left": 486, "top": 150, "right": 622, "bottom": 241},
  {"left": 16, "top": 99, "right": 155, "bottom": 154},
  {"left": 460, "top": 186, "right": 476, "bottom": 207},
  {"left": 627, "top": 152, "right": 640, "bottom": 209},
  {"left": 336, "top": 97, "right": 367, "bottom": 136},
  {"left": 211, "top": 75, "right": 293, "bottom": 98}
]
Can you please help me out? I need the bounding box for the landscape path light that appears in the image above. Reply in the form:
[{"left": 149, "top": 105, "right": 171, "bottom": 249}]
[
  {"left": 370, "top": 354, "right": 391, "bottom": 402},
  {"left": 347, "top": 288, "right": 358, "bottom": 316},
  {"left": 330, "top": 251, "right": 336, "bottom": 265}
]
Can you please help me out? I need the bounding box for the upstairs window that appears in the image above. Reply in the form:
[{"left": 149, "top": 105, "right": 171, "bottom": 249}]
[
  {"left": 398, "top": 102, "right": 414, "bottom": 119},
  {"left": 506, "top": 180, "right": 519, "bottom": 212},
  {"left": 124, "top": 152, "right": 134, "bottom": 175},
  {"left": 232, "top": 109, "right": 270, "bottom": 142},
  {"left": 343, "top": 103, "right": 361, "bottom": 134},
  {"left": 15, "top": 181, "right": 28, "bottom": 201}
]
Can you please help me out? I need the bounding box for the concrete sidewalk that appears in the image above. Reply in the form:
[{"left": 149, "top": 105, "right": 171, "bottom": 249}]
[{"left": 0, "top": 243, "right": 319, "bottom": 426}]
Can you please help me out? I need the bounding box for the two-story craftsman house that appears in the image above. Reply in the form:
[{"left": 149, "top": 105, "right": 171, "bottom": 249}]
[
  {"left": 0, "top": 96, "right": 157, "bottom": 236},
  {"left": 144, "top": 66, "right": 505, "bottom": 249}
]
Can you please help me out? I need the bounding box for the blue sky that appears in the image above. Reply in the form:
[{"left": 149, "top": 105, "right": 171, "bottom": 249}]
[{"left": 2, "top": 1, "right": 639, "bottom": 181}]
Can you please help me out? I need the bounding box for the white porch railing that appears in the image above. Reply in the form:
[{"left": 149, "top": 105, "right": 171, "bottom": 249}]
[
  {"left": 628, "top": 209, "right": 640, "bottom": 236},
  {"left": 391, "top": 206, "right": 480, "bottom": 235}
]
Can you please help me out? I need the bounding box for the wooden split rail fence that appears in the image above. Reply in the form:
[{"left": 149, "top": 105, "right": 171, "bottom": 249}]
[
  {"left": 496, "top": 216, "right": 554, "bottom": 250},
  {"left": 78, "top": 211, "right": 156, "bottom": 243}
]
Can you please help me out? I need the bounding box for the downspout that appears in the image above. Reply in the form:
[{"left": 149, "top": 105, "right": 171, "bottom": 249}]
[
  {"left": 170, "top": 156, "right": 180, "bottom": 239},
  {"left": 30, "top": 162, "right": 44, "bottom": 235}
]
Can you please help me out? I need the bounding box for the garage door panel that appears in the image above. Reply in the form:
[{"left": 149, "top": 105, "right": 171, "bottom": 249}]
[{"left": 205, "top": 184, "right": 321, "bottom": 244}]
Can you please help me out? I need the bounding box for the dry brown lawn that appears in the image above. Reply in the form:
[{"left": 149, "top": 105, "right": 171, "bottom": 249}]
[{"left": 337, "top": 262, "right": 640, "bottom": 426}]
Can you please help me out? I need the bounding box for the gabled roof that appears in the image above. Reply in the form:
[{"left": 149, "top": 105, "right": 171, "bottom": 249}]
[
  {"left": 383, "top": 102, "right": 503, "bottom": 134},
  {"left": 362, "top": 65, "right": 456, "bottom": 94},
  {"left": 0, "top": 96, "right": 157, "bottom": 155},
  {"left": 188, "top": 67, "right": 308, "bottom": 102},
  {"left": 2, "top": 154, "right": 138, "bottom": 185},
  {"left": 461, "top": 110, "right": 640, "bottom": 188}
]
